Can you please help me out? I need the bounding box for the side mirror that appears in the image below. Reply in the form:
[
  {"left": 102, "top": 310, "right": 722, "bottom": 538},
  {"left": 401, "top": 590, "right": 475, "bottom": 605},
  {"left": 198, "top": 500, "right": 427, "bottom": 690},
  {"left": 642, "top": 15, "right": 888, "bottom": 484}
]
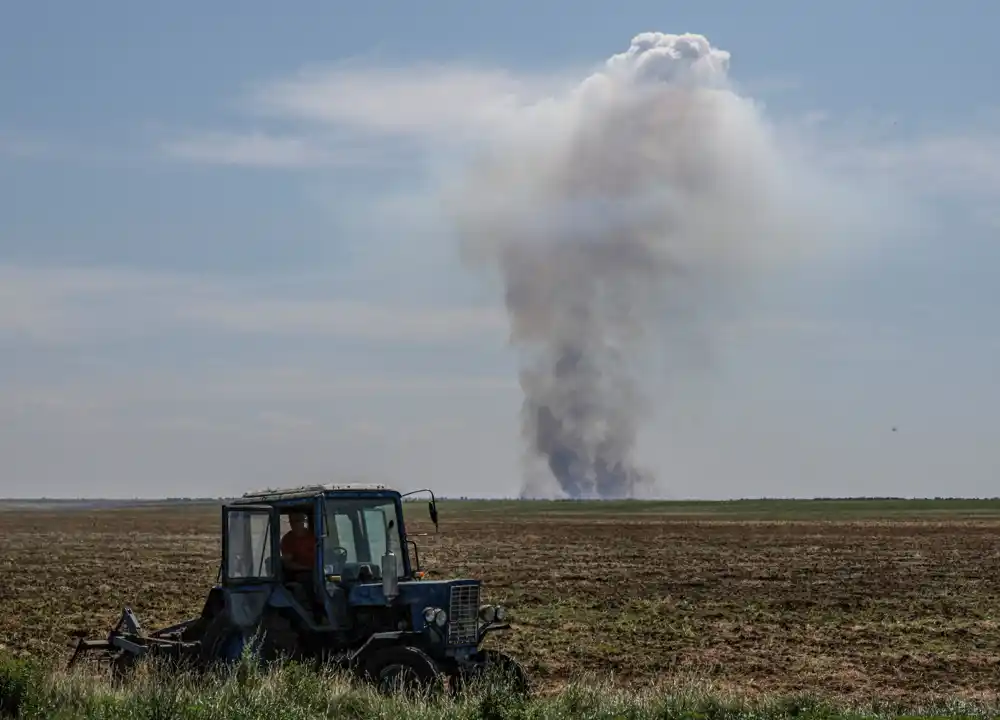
[{"left": 428, "top": 501, "right": 439, "bottom": 532}]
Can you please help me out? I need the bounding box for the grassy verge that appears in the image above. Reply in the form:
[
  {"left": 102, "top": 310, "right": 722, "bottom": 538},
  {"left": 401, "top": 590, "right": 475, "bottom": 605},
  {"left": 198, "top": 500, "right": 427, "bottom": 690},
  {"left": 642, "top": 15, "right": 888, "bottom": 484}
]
[{"left": 1, "top": 652, "right": 996, "bottom": 720}]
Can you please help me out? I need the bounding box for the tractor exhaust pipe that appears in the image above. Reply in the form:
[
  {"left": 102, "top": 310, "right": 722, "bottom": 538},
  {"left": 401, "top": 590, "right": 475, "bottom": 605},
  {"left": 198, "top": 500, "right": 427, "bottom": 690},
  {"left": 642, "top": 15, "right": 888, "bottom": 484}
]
[
  {"left": 382, "top": 551, "right": 399, "bottom": 602},
  {"left": 382, "top": 517, "right": 399, "bottom": 602}
]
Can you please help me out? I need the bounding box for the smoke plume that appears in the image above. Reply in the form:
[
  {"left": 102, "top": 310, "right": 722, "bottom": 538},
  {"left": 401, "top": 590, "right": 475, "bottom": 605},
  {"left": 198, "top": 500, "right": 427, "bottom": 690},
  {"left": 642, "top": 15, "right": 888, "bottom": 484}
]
[{"left": 450, "top": 32, "right": 824, "bottom": 499}]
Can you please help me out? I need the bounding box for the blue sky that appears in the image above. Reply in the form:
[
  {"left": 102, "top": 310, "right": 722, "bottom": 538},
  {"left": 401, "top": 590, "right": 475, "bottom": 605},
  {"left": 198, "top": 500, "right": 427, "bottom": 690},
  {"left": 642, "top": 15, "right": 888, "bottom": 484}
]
[{"left": 1, "top": 1, "right": 998, "bottom": 499}]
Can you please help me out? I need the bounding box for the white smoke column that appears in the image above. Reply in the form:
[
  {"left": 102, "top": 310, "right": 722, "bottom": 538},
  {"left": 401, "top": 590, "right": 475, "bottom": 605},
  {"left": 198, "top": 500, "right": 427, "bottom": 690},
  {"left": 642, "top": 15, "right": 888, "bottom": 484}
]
[{"left": 451, "top": 32, "right": 822, "bottom": 499}]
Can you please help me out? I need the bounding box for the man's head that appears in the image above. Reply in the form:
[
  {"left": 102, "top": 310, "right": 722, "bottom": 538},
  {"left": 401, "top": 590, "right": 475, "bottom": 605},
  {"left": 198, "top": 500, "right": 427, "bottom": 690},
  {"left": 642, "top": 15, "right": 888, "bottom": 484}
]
[{"left": 288, "top": 512, "right": 309, "bottom": 534}]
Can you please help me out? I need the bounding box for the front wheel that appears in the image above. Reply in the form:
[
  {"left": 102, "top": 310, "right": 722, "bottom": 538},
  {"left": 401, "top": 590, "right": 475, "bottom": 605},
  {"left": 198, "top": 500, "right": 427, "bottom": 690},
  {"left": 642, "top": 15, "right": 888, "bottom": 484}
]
[
  {"left": 453, "top": 649, "right": 530, "bottom": 697},
  {"left": 362, "top": 645, "right": 442, "bottom": 697}
]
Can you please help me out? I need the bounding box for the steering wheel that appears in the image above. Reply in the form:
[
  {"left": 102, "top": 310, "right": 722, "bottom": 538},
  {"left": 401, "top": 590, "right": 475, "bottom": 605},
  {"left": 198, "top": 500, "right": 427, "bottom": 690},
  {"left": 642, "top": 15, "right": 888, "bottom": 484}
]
[{"left": 325, "top": 546, "right": 348, "bottom": 572}]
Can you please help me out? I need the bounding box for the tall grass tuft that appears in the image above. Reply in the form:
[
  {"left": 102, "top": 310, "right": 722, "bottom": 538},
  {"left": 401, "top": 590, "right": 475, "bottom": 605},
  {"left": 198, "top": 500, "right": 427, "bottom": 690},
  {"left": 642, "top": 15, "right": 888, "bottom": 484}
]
[{"left": 1, "top": 651, "right": 996, "bottom": 719}]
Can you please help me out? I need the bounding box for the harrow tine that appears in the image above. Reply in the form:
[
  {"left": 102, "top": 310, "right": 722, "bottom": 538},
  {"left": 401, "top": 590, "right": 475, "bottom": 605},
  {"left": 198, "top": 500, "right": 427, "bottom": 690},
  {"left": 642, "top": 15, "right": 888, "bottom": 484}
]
[{"left": 66, "top": 638, "right": 114, "bottom": 670}]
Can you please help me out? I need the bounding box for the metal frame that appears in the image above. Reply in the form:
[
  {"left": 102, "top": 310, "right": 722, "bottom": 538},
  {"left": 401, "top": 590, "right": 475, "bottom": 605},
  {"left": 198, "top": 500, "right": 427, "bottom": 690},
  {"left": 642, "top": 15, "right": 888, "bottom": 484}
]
[{"left": 67, "top": 608, "right": 200, "bottom": 669}]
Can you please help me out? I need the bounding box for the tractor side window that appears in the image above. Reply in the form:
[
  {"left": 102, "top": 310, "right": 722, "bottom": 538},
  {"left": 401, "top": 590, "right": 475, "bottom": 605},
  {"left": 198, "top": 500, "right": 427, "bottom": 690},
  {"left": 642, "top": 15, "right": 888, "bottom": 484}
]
[{"left": 226, "top": 509, "right": 275, "bottom": 580}]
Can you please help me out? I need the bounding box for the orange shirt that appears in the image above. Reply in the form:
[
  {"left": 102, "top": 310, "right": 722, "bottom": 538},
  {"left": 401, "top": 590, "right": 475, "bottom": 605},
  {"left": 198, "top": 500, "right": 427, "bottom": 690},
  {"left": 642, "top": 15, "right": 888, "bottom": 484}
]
[{"left": 281, "top": 530, "right": 315, "bottom": 568}]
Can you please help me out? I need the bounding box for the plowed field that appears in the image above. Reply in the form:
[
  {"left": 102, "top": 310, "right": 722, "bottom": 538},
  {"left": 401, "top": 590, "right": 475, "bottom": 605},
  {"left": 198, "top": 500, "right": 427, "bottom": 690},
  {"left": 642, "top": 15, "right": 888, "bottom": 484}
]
[{"left": 2, "top": 498, "right": 999, "bottom": 703}]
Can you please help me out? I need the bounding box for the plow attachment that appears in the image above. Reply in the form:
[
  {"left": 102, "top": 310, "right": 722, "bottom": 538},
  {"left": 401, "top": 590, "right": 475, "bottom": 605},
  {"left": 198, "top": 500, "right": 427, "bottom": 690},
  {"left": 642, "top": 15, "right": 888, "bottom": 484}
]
[{"left": 68, "top": 607, "right": 202, "bottom": 674}]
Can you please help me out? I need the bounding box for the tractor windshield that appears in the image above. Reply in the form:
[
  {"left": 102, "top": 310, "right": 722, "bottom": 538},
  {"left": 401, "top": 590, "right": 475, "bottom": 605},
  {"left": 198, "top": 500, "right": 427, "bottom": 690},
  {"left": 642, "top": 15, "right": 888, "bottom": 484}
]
[{"left": 323, "top": 496, "right": 405, "bottom": 581}]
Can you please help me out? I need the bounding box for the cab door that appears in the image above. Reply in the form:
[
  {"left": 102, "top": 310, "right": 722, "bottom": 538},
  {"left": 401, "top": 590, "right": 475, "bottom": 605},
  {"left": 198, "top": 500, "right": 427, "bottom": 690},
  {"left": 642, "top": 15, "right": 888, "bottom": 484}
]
[{"left": 221, "top": 504, "right": 280, "bottom": 585}]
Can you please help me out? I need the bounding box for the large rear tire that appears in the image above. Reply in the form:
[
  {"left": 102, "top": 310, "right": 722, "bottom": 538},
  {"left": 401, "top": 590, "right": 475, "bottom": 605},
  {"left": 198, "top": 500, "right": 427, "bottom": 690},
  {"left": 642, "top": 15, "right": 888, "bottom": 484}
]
[
  {"left": 362, "top": 645, "right": 442, "bottom": 697},
  {"left": 196, "top": 611, "right": 297, "bottom": 670}
]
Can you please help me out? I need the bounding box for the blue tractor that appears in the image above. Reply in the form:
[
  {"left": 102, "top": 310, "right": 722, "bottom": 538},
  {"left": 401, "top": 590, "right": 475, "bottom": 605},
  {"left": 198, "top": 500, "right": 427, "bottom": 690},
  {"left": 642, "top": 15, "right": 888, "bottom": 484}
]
[{"left": 68, "top": 483, "right": 527, "bottom": 694}]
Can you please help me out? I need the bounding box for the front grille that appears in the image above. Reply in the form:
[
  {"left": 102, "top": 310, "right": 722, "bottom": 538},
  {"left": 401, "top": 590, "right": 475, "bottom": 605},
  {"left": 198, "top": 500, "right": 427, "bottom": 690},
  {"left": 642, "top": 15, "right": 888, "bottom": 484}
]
[{"left": 447, "top": 583, "right": 480, "bottom": 645}]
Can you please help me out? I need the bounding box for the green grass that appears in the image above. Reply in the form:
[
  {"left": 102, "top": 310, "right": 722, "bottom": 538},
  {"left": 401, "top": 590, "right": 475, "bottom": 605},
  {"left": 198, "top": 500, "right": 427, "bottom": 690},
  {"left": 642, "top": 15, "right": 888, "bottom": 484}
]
[{"left": 1, "top": 653, "right": 996, "bottom": 720}]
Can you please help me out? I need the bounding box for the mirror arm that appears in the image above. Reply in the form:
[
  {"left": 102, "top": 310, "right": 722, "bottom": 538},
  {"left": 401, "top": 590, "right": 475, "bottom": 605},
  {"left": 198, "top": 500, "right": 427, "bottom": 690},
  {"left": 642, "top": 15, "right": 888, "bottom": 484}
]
[
  {"left": 401, "top": 488, "right": 437, "bottom": 503},
  {"left": 401, "top": 488, "right": 440, "bottom": 533}
]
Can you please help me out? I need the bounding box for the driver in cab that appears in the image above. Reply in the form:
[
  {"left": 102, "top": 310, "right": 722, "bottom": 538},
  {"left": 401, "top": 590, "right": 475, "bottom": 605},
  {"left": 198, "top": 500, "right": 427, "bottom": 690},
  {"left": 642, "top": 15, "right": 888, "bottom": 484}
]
[{"left": 281, "top": 511, "right": 316, "bottom": 574}]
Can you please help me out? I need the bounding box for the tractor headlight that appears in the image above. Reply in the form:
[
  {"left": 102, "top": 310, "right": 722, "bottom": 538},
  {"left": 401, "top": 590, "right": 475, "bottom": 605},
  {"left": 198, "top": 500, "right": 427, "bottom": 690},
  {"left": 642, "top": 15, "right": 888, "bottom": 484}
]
[
  {"left": 495, "top": 605, "right": 507, "bottom": 622},
  {"left": 422, "top": 607, "right": 438, "bottom": 624},
  {"left": 433, "top": 608, "right": 447, "bottom": 627},
  {"left": 479, "top": 605, "right": 496, "bottom": 623}
]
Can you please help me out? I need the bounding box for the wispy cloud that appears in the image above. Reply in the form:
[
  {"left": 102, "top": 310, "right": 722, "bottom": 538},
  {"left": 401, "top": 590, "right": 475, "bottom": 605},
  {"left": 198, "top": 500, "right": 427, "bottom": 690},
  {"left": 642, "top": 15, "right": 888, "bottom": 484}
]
[
  {"left": 4, "top": 366, "right": 518, "bottom": 412},
  {"left": 158, "top": 62, "right": 570, "bottom": 168},
  {"left": 161, "top": 130, "right": 401, "bottom": 169},
  {"left": 0, "top": 265, "right": 189, "bottom": 343},
  {"left": 0, "top": 362, "right": 522, "bottom": 498},
  {"left": 778, "top": 111, "right": 1000, "bottom": 201},
  {"left": 855, "top": 132, "right": 1000, "bottom": 201},
  {"left": 162, "top": 131, "right": 330, "bottom": 169},
  {"left": 248, "top": 64, "right": 563, "bottom": 140},
  {"left": 178, "top": 296, "right": 507, "bottom": 340},
  {"left": 1, "top": 262, "right": 855, "bottom": 353},
  {"left": 0, "top": 263, "right": 507, "bottom": 346}
]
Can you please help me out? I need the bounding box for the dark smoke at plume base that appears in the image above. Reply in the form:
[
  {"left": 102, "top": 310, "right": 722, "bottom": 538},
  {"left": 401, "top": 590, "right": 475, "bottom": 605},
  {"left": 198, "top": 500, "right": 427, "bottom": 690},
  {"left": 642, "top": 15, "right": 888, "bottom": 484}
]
[{"left": 528, "top": 346, "right": 656, "bottom": 500}]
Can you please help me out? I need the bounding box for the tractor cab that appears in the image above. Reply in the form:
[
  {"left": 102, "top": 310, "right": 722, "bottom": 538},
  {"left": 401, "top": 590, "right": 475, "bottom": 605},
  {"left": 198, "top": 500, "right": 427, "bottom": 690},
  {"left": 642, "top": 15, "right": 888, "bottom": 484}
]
[{"left": 222, "top": 484, "right": 426, "bottom": 624}]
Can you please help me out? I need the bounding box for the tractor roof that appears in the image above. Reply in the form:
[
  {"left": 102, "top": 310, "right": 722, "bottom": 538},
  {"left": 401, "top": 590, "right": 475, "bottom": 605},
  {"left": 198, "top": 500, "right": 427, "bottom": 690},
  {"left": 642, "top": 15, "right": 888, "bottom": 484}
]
[{"left": 236, "top": 482, "right": 393, "bottom": 504}]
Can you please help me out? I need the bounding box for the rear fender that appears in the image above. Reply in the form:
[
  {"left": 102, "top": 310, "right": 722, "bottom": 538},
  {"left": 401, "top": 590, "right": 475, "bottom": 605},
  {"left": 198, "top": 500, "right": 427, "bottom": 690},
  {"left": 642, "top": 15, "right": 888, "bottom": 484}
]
[
  {"left": 199, "top": 588, "right": 227, "bottom": 621},
  {"left": 199, "top": 585, "right": 274, "bottom": 631}
]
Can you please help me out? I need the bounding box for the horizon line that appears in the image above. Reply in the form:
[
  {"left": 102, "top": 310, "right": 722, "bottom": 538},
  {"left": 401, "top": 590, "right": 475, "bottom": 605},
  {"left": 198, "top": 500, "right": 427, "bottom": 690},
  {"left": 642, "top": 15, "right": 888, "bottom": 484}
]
[{"left": 2, "top": 495, "right": 999, "bottom": 503}]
